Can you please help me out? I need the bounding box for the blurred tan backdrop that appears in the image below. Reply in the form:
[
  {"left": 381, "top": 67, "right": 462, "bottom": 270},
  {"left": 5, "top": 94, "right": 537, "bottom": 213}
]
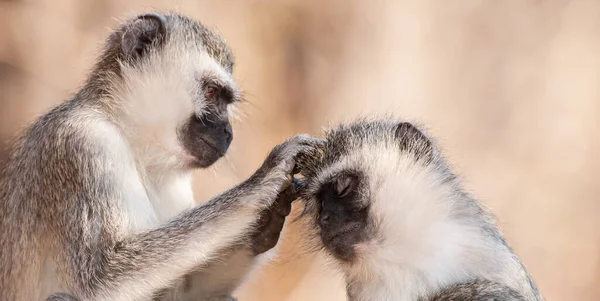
[{"left": 1, "top": 0, "right": 599, "bottom": 300}]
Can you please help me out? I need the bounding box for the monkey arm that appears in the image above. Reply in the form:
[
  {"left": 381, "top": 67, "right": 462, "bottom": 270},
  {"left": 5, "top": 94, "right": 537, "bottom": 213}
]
[
  {"left": 55, "top": 134, "right": 316, "bottom": 301},
  {"left": 63, "top": 177, "right": 275, "bottom": 301},
  {"left": 169, "top": 186, "right": 296, "bottom": 301},
  {"left": 167, "top": 249, "right": 256, "bottom": 301}
]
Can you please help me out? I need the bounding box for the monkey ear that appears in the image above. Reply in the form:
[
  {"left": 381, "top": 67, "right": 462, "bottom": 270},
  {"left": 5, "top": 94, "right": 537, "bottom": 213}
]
[
  {"left": 394, "top": 122, "right": 433, "bottom": 158},
  {"left": 121, "top": 13, "right": 167, "bottom": 62},
  {"left": 335, "top": 174, "right": 358, "bottom": 198}
]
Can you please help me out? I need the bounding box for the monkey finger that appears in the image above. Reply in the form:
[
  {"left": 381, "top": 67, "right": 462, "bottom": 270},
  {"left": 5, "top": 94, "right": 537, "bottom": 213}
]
[
  {"left": 296, "top": 138, "right": 327, "bottom": 157},
  {"left": 252, "top": 238, "right": 274, "bottom": 254},
  {"left": 291, "top": 135, "right": 326, "bottom": 148},
  {"left": 267, "top": 214, "right": 286, "bottom": 233},
  {"left": 273, "top": 198, "right": 293, "bottom": 216},
  {"left": 280, "top": 199, "right": 293, "bottom": 216},
  {"left": 274, "top": 174, "right": 293, "bottom": 194},
  {"left": 273, "top": 187, "right": 295, "bottom": 215},
  {"left": 255, "top": 211, "right": 272, "bottom": 230},
  {"left": 264, "top": 232, "right": 281, "bottom": 251},
  {"left": 304, "top": 137, "right": 327, "bottom": 148},
  {"left": 292, "top": 164, "right": 301, "bottom": 175},
  {"left": 291, "top": 176, "right": 306, "bottom": 193}
]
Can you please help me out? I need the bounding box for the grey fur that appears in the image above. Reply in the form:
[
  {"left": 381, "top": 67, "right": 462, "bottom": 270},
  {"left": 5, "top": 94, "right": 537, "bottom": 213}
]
[
  {"left": 76, "top": 12, "right": 235, "bottom": 102},
  {"left": 423, "top": 280, "right": 526, "bottom": 301},
  {"left": 295, "top": 118, "right": 543, "bottom": 301},
  {"left": 0, "top": 11, "right": 318, "bottom": 301},
  {"left": 46, "top": 293, "right": 82, "bottom": 301}
]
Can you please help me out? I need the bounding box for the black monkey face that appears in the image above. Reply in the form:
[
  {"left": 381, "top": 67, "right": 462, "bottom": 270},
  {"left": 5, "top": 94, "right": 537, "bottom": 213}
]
[
  {"left": 312, "top": 171, "right": 372, "bottom": 262},
  {"left": 178, "top": 73, "right": 241, "bottom": 169},
  {"left": 296, "top": 119, "right": 436, "bottom": 263},
  {"left": 179, "top": 114, "right": 233, "bottom": 168}
]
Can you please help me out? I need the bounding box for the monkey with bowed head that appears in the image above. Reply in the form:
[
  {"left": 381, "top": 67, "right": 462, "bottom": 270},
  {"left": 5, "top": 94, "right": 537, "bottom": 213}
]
[
  {"left": 0, "top": 12, "right": 322, "bottom": 301},
  {"left": 295, "top": 118, "right": 543, "bottom": 301}
]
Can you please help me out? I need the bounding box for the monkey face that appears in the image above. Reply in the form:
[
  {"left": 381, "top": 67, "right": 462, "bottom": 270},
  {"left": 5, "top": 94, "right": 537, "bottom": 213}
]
[
  {"left": 178, "top": 76, "right": 239, "bottom": 168},
  {"left": 297, "top": 118, "right": 438, "bottom": 264},
  {"left": 109, "top": 13, "right": 242, "bottom": 169},
  {"left": 314, "top": 171, "right": 372, "bottom": 262},
  {"left": 179, "top": 114, "right": 233, "bottom": 168}
]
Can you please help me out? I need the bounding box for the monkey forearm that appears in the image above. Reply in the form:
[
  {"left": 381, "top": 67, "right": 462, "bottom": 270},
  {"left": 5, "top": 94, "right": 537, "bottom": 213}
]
[
  {"left": 75, "top": 179, "right": 277, "bottom": 301},
  {"left": 160, "top": 184, "right": 296, "bottom": 301},
  {"left": 59, "top": 135, "right": 314, "bottom": 301},
  {"left": 171, "top": 249, "right": 256, "bottom": 301}
]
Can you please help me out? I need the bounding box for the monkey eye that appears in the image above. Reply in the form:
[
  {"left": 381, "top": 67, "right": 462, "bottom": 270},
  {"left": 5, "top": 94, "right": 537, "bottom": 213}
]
[
  {"left": 204, "top": 85, "right": 221, "bottom": 100},
  {"left": 334, "top": 174, "right": 356, "bottom": 198}
]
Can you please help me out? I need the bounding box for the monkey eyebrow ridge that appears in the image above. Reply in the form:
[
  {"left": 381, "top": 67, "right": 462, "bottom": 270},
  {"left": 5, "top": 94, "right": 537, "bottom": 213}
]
[{"left": 199, "top": 74, "right": 240, "bottom": 104}]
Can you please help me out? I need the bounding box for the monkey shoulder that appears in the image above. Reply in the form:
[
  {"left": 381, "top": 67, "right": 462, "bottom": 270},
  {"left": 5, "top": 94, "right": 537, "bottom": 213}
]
[{"left": 6, "top": 103, "right": 137, "bottom": 218}]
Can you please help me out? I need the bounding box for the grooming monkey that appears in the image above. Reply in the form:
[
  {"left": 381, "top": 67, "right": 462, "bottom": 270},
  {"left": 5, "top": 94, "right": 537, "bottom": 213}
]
[
  {"left": 295, "top": 119, "right": 543, "bottom": 301},
  {"left": 0, "top": 12, "right": 321, "bottom": 301}
]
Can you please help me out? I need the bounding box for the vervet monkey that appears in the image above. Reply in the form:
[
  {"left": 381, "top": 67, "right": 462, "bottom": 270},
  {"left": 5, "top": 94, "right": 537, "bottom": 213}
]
[
  {"left": 0, "top": 12, "right": 321, "bottom": 301},
  {"left": 295, "top": 118, "right": 543, "bottom": 301}
]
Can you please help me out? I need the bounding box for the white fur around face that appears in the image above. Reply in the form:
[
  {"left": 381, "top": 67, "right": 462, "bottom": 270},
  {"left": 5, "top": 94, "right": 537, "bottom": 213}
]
[
  {"left": 86, "top": 40, "right": 277, "bottom": 301},
  {"left": 83, "top": 115, "right": 195, "bottom": 232},
  {"left": 93, "top": 40, "right": 238, "bottom": 227},
  {"left": 109, "top": 39, "right": 235, "bottom": 173},
  {"left": 67, "top": 113, "right": 263, "bottom": 301}
]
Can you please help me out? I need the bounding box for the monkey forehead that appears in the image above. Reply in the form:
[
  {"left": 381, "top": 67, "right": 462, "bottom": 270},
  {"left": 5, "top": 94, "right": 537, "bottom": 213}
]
[
  {"left": 300, "top": 118, "right": 442, "bottom": 193},
  {"left": 304, "top": 143, "right": 400, "bottom": 197},
  {"left": 320, "top": 118, "right": 437, "bottom": 168},
  {"left": 322, "top": 119, "right": 399, "bottom": 161},
  {"left": 304, "top": 123, "right": 441, "bottom": 194},
  {"left": 164, "top": 13, "right": 235, "bottom": 73}
]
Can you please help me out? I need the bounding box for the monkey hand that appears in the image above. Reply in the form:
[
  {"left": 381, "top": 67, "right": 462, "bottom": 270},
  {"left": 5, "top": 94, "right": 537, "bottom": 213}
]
[
  {"left": 250, "top": 184, "right": 296, "bottom": 255},
  {"left": 251, "top": 134, "right": 325, "bottom": 204},
  {"left": 293, "top": 137, "right": 327, "bottom": 179}
]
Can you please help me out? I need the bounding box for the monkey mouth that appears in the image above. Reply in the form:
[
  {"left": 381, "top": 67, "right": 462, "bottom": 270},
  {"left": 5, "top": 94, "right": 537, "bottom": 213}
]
[
  {"left": 321, "top": 223, "right": 361, "bottom": 246},
  {"left": 188, "top": 137, "right": 229, "bottom": 168},
  {"left": 199, "top": 137, "right": 227, "bottom": 156},
  {"left": 204, "top": 141, "right": 221, "bottom": 155},
  {"left": 321, "top": 225, "right": 364, "bottom": 262}
]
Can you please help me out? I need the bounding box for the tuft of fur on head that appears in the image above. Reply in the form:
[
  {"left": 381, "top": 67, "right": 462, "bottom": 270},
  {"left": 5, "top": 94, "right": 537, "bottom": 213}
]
[
  {"left": 295, "top": 117, "right": 438, "bottom": 178},
  {"left": 294, "top": 117, "right": 541, "bottom": 300}
]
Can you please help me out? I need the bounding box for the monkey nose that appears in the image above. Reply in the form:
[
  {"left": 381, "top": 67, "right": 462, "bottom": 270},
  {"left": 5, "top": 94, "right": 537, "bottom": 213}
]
[{"left": 224, "top": 124, "right": 233, "bottom": 144}]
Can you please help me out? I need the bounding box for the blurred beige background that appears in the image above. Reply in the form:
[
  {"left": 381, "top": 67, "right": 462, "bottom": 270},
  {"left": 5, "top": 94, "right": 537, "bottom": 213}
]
[{"left": 1, "top": 0, "right": 599, "bottom": 300}]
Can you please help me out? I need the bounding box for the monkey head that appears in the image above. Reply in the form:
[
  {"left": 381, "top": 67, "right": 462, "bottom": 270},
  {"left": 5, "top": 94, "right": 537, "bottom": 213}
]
[
  {"left": 296, "top": 119, "right": 449, "bottom": 265},
  {"left": 90, "top": 13, "right": 241, "bottom": 169}
]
